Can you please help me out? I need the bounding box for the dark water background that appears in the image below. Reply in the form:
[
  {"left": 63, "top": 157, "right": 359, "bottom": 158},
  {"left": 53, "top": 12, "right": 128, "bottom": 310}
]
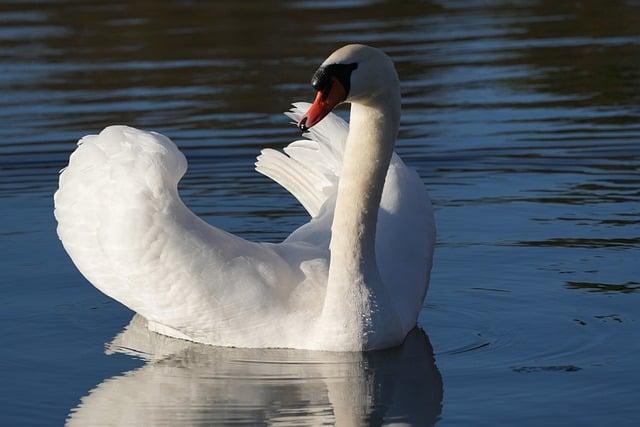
[{"left": 1, "top": 1, "right": 639, "bottom": 425}]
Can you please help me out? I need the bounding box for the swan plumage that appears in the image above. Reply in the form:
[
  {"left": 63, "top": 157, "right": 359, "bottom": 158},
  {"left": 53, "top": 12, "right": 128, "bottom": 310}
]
[{"left": 54, "top": 45, "right": 435, "bottom": 351}]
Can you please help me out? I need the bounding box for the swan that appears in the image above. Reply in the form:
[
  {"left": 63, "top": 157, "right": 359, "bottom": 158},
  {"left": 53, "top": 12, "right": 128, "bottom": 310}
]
[{"left": 54, "top": 44, "right": 436, "bottom": 351}]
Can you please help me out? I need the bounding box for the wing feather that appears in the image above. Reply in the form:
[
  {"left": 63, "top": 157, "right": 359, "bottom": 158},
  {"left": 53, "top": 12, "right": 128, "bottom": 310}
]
[{"left": 255, "top": 103, "right": 348, "bottom": 217}]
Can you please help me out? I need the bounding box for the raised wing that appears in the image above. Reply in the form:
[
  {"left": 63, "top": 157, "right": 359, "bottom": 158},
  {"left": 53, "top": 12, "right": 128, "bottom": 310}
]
[{"left": 255, "top": 103, "right": 348, "bottom": 217}]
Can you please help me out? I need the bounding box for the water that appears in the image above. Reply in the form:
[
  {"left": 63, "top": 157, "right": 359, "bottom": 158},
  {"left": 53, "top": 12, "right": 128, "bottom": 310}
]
[{"left": 1, "top": 0, "right": 639, "bottom": 425}]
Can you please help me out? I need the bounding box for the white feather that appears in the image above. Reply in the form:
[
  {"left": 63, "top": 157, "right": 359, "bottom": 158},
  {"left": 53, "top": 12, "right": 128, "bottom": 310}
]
[{"left": 55, "top": 103, "right": 435, "bottom": 351}]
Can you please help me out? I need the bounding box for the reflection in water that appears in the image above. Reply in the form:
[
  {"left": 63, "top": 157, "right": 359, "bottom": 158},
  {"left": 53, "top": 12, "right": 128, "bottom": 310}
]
[{"left": 67, "top": 316, "right": 442, "bottom": 426}]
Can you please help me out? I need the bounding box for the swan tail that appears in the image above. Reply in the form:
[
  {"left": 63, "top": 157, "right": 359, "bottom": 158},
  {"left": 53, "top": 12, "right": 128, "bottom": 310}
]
[
  {"left": 255, "top": 102, "right": 347, "bottom": 217},
  {"left": 54, "top": 125, "right": 188, "bottom": 307}
]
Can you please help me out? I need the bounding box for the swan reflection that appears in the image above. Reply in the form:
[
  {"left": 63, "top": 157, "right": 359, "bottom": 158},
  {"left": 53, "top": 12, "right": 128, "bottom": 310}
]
[{"left": 67, "top": 316, "right": 442, "bottom": 426}]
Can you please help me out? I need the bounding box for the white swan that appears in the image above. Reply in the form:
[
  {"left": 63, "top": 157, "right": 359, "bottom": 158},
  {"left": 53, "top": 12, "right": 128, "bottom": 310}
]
[{"left": 54, "top": 44, "right": 436, "bottom": 351}]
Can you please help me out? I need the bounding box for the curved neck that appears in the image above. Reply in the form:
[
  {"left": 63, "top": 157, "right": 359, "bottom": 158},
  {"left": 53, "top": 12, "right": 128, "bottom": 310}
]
[{"left": 327, "top": 91, "right": 400, "bottom": 291}]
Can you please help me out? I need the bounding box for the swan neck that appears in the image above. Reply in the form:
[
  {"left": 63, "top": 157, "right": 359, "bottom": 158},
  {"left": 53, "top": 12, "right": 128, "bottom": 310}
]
[{"left": 328, "top": 95, "right": 400, "bottom": 289}]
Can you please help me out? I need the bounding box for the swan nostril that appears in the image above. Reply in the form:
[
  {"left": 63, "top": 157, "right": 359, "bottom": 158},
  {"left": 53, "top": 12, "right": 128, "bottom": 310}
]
[{"left": 298, "top": 116, "right": 308, "bottom": 132}]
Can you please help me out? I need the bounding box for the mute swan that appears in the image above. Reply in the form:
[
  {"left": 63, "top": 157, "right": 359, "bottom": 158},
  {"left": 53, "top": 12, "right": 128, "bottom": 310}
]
[{"left": 54, "top": 44, "right": 436, "bottom": 351}]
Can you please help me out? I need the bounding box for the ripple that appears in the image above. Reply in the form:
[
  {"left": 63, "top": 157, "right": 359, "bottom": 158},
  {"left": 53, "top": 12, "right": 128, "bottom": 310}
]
[
  {"left": 512, "top": 237, "right": 640, "bottom": 249},
  {"left": 566, "top": 281, "right": 640, "bottom": 294},
  {"left": 512, "top": 365, "right": 582, "bottom": 373}
]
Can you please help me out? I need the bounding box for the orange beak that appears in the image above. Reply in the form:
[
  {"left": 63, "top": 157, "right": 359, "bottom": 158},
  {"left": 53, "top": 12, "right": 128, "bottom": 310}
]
[{"left": 298, "top": 76, "right": 347, "bottom": 131}]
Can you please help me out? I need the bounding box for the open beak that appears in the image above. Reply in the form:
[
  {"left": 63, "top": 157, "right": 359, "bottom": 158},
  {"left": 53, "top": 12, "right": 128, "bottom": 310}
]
[{"left": 298, "top": 77, "right": 347, "bottom": 131}]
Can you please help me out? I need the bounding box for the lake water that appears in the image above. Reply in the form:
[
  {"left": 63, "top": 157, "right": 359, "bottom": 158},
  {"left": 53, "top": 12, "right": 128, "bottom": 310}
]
[{"left": 1, "top": 1, "right": 639, "bottom": 425}]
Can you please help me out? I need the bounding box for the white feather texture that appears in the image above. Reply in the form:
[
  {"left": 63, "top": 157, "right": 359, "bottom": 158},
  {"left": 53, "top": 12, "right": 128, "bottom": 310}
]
[{"left": 54, "top": 45, "right": 436, "bottom": 351}]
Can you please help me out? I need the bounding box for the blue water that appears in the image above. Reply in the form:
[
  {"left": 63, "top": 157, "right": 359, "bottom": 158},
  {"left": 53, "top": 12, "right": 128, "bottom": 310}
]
[{"left": 1, "top": 1, "right": 639, "bottom": 425}]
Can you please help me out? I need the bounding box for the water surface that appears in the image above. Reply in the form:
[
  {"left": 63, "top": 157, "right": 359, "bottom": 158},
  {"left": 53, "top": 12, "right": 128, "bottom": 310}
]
[{"left": 1, "top": 1, "right": 639, "bottom": 425}]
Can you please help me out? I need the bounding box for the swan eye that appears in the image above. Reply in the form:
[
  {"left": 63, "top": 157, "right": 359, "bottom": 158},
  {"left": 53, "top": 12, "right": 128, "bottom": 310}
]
[{"left": 312, "top": 63, "right": 358, "bottom": 94}]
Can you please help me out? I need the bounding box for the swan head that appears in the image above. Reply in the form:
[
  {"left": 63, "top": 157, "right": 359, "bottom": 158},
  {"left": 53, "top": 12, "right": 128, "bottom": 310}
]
[{"left": 299, "top": 44, "right": 399, "bottom": 131}]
